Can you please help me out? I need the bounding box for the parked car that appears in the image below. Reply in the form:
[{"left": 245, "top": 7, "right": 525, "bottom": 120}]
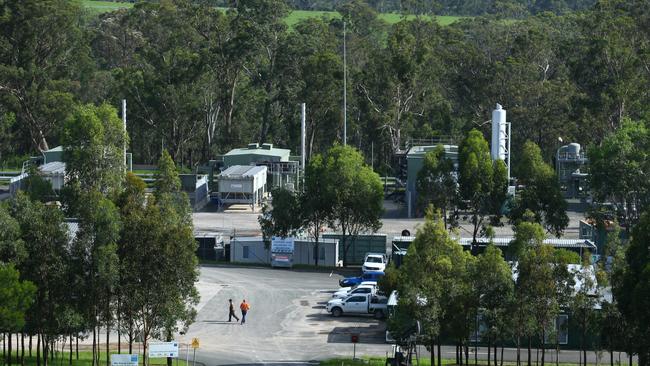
[
  {"left": 339, "top": 271, "right": 385, "bottom": 287},
  {"left": 336, "top": 280, "right": 378, "bottom": 293},
  {"left": 326, "top": 293, "right": 388, "bottom": 319},
  {"left": 332, "top": 284, "right": 378, "bottom": 299},
  {"left": 362, "top": 253, "right": 388, "bottom": 272}
]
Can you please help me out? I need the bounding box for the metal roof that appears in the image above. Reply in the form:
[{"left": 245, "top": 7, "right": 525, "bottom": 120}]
[
  {"left": 194, "top": 231, "right": 224, "bottom": 240},
  {"left": 458, "top": 237, "right": 596, "bottom": 249},
  {"left": 39, "top": 161, "right": 66, "bottom": 175},
  {"left": 224, "top": 145, "right": 290, "bottom": 158},
  {"left": 219, "top": 165, "right": 267, "bottom": 178},
  {"left": 407, "top": 145, "right": 459, "bottom": 158}
]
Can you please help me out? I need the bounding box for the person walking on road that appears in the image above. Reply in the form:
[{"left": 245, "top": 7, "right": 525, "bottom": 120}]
[
  {"left": 228, "top": 299, "right": 239, "bottom": 322},
  {"left": 240, "top": 300, "right": 250, "bottom": 325}
]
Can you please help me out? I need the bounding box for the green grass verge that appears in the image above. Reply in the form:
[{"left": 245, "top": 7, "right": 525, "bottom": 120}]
[
  {"left": 80, "top": 0, "right": 133, "bottom": 14},
  {"left": 320, "top": 358, "right": 636, "bottom": 366},
  {"left": 19, "top": 351, "right": 190, "bottom": 366},
  {"left": 321, "top": 358, "right": 453, "bottom": 366},
  {"left": 81, "top": 1, "right": 464, "bottom": 26}
]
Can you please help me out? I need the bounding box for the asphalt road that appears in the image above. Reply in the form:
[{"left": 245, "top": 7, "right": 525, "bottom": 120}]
[
  {"left": 185, "top": 265, "right": 388, "bottom": 366},
  {"left": 183, "top": 266, "right": 627, "bottom": 366},
  {"left": 192, "top": 200, "right": 584, "bottom": 240}
]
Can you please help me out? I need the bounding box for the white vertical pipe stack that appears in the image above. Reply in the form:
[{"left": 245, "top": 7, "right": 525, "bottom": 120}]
[
  {"left": 491, "top": 103, "right": 507, "bottom": 161},
  {"left": 122, "top": 99, "right": 127, "bottom": 169},
  {"left": 491, "top": 103, "right": 511, "bottom": 182},
  {"left": 301, "top": 103, "right": 306, "bottom": 171},
  {"left": 507, "top": 121, "right": 511, "bottom": 182}
]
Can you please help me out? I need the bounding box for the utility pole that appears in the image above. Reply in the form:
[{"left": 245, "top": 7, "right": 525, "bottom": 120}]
[
  {"left": 343, "top": 21, "right": 347, "bottom": 146},
  {"left": 122, "top": 99, "right": 127, "bottom": 171},
  {"left": 301, "top": 103, "right": 306, "bottom": 170}
]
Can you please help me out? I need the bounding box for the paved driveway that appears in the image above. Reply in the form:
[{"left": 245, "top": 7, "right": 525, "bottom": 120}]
[
  {"left": 185, "top": 266, "right": 630, "bottom": 366},
  {"left": 185, "top": 266, "right": 390, "bottom": 366}
]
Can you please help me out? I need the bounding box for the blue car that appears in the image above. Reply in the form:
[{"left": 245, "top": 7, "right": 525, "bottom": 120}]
[{"left": 339, "top": 271, "right": 385, "bottom": 287}]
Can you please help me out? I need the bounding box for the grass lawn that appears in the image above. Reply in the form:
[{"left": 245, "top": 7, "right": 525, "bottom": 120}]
[
  {"left": 80, "top": 0, "right": 133, "bottom": 14},
  {"left": 19, "top": 351, "right": 190, "bottom": 366},
  {"left": 320, "top": 358, "right": 629, "bottom": 366},
  {"left": 321, "top": 358, "right": 454, "bottom": 366},
  {"left": 80, "top": 1, "right": 464, "bottom": 26}
]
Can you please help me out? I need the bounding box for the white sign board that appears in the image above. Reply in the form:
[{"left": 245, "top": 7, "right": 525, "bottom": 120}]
[
  {"left": 111, "top": 354, "right": 138, "bottom": 366},
  {"left": 148, "top": 342, "right": 179, "bottom": 358},
  {"left": 230, "top": 183, "right": 243, "bottom": 189},
  {"left": 271, "top": 237, "right": 295, "bottom": 253}
]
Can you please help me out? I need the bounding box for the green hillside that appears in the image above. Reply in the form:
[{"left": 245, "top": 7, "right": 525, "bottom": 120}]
[{"left": 80, "top": 1, "right": 463, "bottom": 25}]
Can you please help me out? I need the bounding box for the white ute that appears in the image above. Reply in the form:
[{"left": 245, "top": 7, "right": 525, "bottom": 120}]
[
  {"left": 326, "top": 293, "right": 388, "bottom": 319},
  {"left": 362, "top": 253, "right": 387, "bottom": 272}
]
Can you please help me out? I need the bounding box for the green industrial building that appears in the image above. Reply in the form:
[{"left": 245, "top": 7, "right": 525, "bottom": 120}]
[
  {"left": 223, "top": 143, "right": 290, "bottom": 167},
  {"left": 221, "top": 143, "right": 298, "bottom": 191},
  {"left": 322, "top": 233, "right": 387, "bottom": 265},
  {"left": 43, "top": 146, "right": 64, "bottom": 164},
  {"left": 405, "top": 144, "right": 458, "bottom": 218}
]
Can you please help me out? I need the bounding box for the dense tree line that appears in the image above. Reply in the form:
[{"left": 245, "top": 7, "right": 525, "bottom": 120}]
[
  {"left": 416, "top": 131, "right": 567, "bottom": 241},
  {"left": 383, "top": 209, "right": 650, "bottom": 366},
  {"left": 0, "top": 0, "right": 649, "bottom": 175},
  {"left": 0, "top": 103, "right": 198, "bottom": 366},
  {"left": 402, "top": 126, "right": 650, "bottom": 365},
  {"left": 188, "top": 0, "right": 597, "bottom": 16}
]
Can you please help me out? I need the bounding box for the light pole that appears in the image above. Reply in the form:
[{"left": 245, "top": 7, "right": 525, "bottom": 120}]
[{"left": 343, "top": 20, "right": 347, "bottom": 146}]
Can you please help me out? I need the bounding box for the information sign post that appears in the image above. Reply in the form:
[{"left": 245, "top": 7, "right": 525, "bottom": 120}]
[
  {"left": 191, "top": 338, "right": 200, "bottom": 366},
  {"left": 271, "top": 237, "right": 295, "bottom": 268},
  {"left": 110, "top": 354, "right": 138, "bottom": 366},
  {"left": 148, "top": 342, "right": 179, "bottom": 358},
  {"left": 350, "top": 334, "right": 359, "bottom": 360}
]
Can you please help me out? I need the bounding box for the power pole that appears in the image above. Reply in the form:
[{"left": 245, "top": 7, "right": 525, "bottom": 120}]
[
  {"left": 301, "top": 103, "right": 306, "bottom": 179},
  {"left": 122, "top": 99, "right": 127, "bottom": 171},
  {"left": 343, "top": 21, "right": 347, "bottom": 146}
]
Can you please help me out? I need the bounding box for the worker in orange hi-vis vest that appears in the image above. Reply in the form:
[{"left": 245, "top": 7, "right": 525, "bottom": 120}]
[{"left": 239, "top": 299, "right": 251, "bottom": 325}]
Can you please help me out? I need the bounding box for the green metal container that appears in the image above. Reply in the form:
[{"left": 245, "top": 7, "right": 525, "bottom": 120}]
[{"left": 322, "top": 233, "right": 387, "bottom": 265}]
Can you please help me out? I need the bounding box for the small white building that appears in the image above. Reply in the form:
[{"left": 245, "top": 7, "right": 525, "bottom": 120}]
[
  {"left": 39, "top": 162, "right": 66, "bottom": 190},
  {"left": 230, "top": 236, "right": 340, "bottom": 267},
  {"left": 9, "top": 161, "right": 66, "bottom": 195},
  {"left": 217, "top": 165, "right": 267, "bottom": 209}
]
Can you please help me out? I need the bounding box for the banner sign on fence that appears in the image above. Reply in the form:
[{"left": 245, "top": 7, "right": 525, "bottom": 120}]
[
  {"left": 148, "top": 342, "right": 179, "bottom": 358},
  {"left": 271, "top": 237, "right": 294, "bottom": 253}
]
